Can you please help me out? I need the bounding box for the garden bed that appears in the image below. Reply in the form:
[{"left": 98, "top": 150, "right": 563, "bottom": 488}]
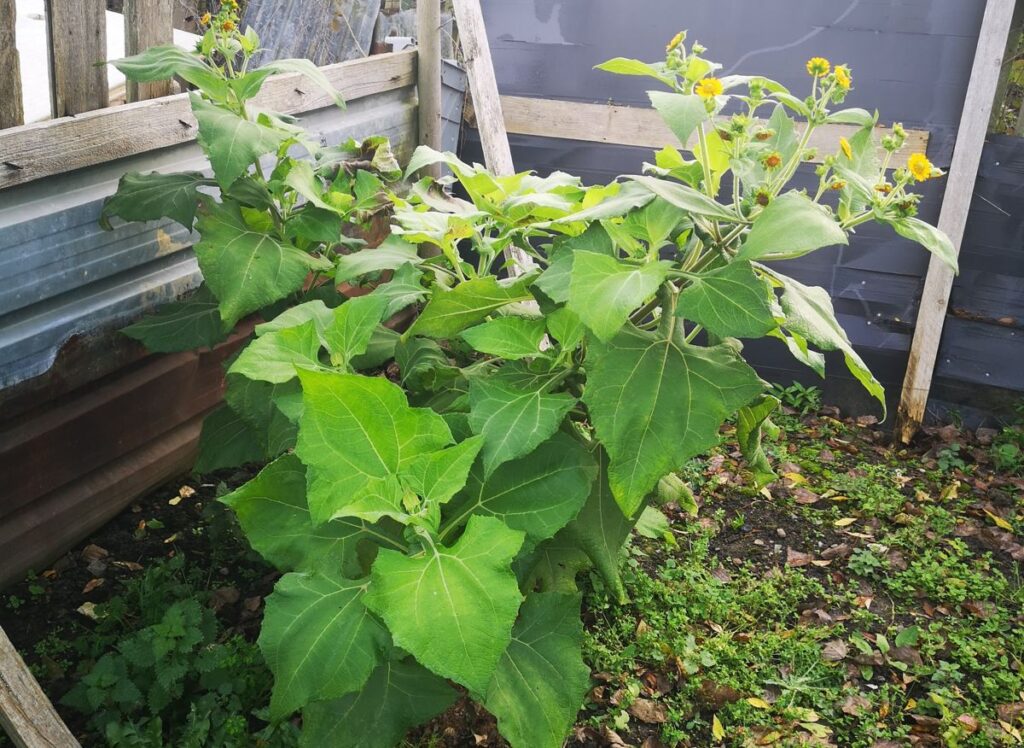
[{"left": 2, "top": 404, "right": 1021, "bottom": 747}]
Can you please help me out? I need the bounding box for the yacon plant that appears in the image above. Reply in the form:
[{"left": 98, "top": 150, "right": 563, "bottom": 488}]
[
  {"left": 101, "top": 3, "right": 411, "bottom": 472},
  {"left": 110, "top": 24, "right": 957, "bottom": 748}
]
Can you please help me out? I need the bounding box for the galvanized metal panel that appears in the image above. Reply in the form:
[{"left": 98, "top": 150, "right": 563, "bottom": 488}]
[{"left": 0, "top": 77, "right": 465, "bottom": 391}]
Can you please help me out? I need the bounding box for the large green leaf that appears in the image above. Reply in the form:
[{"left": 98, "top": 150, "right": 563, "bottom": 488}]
[
  {"left": 676, "top": 261, "right": 776, "bottom": 339},
  {"left": 194, "top": 405, "right": 264, "bottom": 473},
  {"left": 736, "top": 395, "right": 780, "bottom": 488},
  {"left": 594, "top": 57, "right": 675, "bottom": 87},
  {"left": 121, "top": 285, "right": 228, "bottom": 353},
  {"left": 227, "top": 320, "right": 321, "bottom": 384},
  {"left": 560, "top": 447, "right": 634, "bottom": 602},
  {"left": 768, "top": 269, "right": 885, "bottom": 412},
  {"left": 101, "top": 171, "right": 212, "bottom": 230},
  {"left": 737, "top": 191, "right": 848, "bottom": 262},
  {"left": 111, "top": 45, "right": 227, "bottom": 99},
  {"left": 299, "top": 658, "right": 457, "bottom": 748},
  {"left": 533, "top": 223, "right": 614, "bottom": 304},
  {"left": 567, "top": 253, "right": 670, "bottom": 342},
  {"left": 194, "top": 200, "right": 329, "bottom": 327},
  {"left": 334, "top": 237, "right": 422, "bottom": 283},
  {"left": 324, "top": 295, "right": 389, "bottom": 367},
  {"left": 261, "top": 571, "right": 388, "bottom": 719},
  {"left": 295, "top": 370, "right": 452, "bottom": 524},
  {"left": 484, "top": 592, "right": 591, "bottom": 748},
  {"left": 467, "top": 376, "right": 576, "bottom": 476},
  {"left": 628, "top": 175, "right": 740, "bottom": 222},
  {"left": 649, "top": 91, "right": 707, "bottom": 148},
  {"left": 254, "top": 300, "right": 334, "bottom": 339},
  {"left": 192, "top": 94, "right": 290, "bottom": 189},
  {"left": 584, "top": 326, "right": 763, "bottom": 514},
  {"left": 884, "top": 216, "right": 958, "bottom": 273},
  {"left": 460, "top": 317, "right": 547, "bottom": 360},
  {"left": 443, "top": 432, "right": 596, "bottom": 544},
  {"left": 408, "top": 276, "right": 535, "bottom": 339},
  {"left": 220, "top": 454, "right": 387, "bottom": 576},
  {"left": 223, "top": 375, "right": 299, "bottom": 458},
  {"left": 399, "top": 435, "right": 485, "bottom": 506},
  {"left": 363, "top": 515, "right": 525, "bottom": 694},
  {"left": 367, "top": 262, "right": 427, "bottom": 317}
]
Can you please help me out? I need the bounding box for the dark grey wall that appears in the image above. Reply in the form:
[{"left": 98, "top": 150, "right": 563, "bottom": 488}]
[{"left": 461, "top": 0, "right": 1007, "bottom": 421}]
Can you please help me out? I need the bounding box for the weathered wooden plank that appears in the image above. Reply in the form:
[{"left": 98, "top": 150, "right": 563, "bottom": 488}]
[
  {"left": 124, "top": 0, "right": 175, "bottom": 102},
  {"left": 46, "top": 0, "right": 108, "bottom": 117},
  {"left": 451, "top": 0, "right": 531, "bottom": 275},
  {"left": 0, "top": 626, "right": 79, "bottom": 748},
  {"left": 417, "top": 0, "right": 443, "bottom": 177},
  {"left": 0, "top": 0, "right": 23, "bottom": 129},
  {"left": 477, "top": 95, "right": 931, "bottom": 169},
  {"left": 242, "top": 0, "right": 379, "bottom": 67},
  {"left": 895, "top": 0, "right": 1017, "bottom": 442},
  {"left": 0, "top": 49, "right": 417, "bottom": 189}
]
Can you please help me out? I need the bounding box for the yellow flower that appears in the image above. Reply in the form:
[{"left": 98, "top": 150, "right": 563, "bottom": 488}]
[
  {"left": 839, "top": 137, "right": 852, "bottom": 160},
  {"left": 806, "top": 57, "right": 831, "bottom": 77},
  {"left": 221, "top": 19, "right": 235, "bottom": 31},
  {"left": 762, "top": 152, "right": 782, "bottom": 169},
  {"left": 666, "top": 32, "right": 684, "bottom": 53},
  {"left": 834, "top": 65, "right": 851, "bottom": 90},
  {"left": 200, "top": 11, "right": 211, "bottom": 25},
  {"left": 695, "top": 77, "right": 723, "bottom": 99},
  {"left": 908, "top": 153, "right": 934, "bottom": 181}
]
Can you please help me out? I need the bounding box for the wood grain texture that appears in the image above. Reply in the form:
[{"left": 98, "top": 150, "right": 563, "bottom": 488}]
[
  {"left": 451, "top": 0, "right": 531, "bottom": 274},
  {"left": 0, "top": 626, "right": 79, "bottom": 748},
  {"left": 0, "top": 0, "right": 23, "bottom": 129},
  {"left": 895, "top": 0, "right": 1017, "bottom": 443},
  {"left": 123, "top": 0, "right": 175, "bottom": 102},
  {"left": 480, "top": 95, "right": 930, "bottom": 169},
  {"left": 46, "top": 0, "right": 108, "bottom": 117},
  {"left": 0, "top": 49, "right": 416, "bottom": 189},
  {"left": 242, "top": 0, "right": 379, "bottom": 67},
  {"left": 417, "top": 0, "right": 444, "bottom": 177}
]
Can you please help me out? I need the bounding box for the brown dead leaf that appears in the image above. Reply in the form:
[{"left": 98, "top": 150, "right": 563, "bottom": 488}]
[
  {"left": 82, "top": 578, "right": 105, "bottom": 594},
  {"left": 640, "top": 737, "right": 667, "bottom": 748},
  {"left": 889, "top": 646, "right": 923, "bottom": 668},
  {"left": 962, "top": 600, "right": 996, "bottom": 619},
  {"left": 786, "top": 548, "right": 814, "bottom": 567},
  {"left": 822, "top": 639, "right": 849, "bottom": 662},
  {"left": 841, "top": 694, "right": 871, "bottom": 716},
  {"left": 697, "top": 679, "right": 743, "bottom": 708},
  {"left": 80, "top": 544, "right": 109, "bottom": 563},
  {"left": 821, "top": 543, "right": 853, "bottom": 560},
  {"left": 955, "top": 714, "right": 979, "bottom": 734},
  {"left": 997, "top": 703, "right": 1024, "bottom": 724},
  {"left": 792, "top": 487, "right": 820, "bottom": 505},
  {"left": 210, "top": 586, "right": 241, "bottom": 611},
  {"left": 601, "top": 726, "right": 629, "bottom": 747},
  {"left": 628, "top": 698, "right": 668, "bottom": 724}
]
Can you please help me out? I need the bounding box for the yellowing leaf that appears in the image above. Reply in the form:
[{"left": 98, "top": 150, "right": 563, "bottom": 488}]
[
  {"left": 783, "top": 472, "right": 806, "bottom": 485},
  {"left": 833, "top": 517, "right": 857, "bottom": 527},
  {"left": 985, "top": 510, "right": 1014, "bottom": 532},
  {"left": 746, "top": 697, "right": 771, "bottom": 710},
  {"left": 712, "top": 714, "right": 725, "bottom": 741}
]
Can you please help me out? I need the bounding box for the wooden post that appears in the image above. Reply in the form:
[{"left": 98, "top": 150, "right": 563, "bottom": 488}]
[
  {"left": 417, "top": 0, "right": 443, "bottom": 177},
  {"left": 894, "top": 0, "right": 1017, "bottom": 443},
  {"left": 0, "top": 627, "right": 80, "bottom": 748},
  {"left": 0, "top": 0, "right": 23, "bottom": 129},
  {"left": 450, "top": 0, "right": 531, "bottom": 274},
  {"left": 45, "top": 0, "right": 108, "bottom": 118},
  {"left": 124, "top": 0, "right": 174, "bottom": 102}
]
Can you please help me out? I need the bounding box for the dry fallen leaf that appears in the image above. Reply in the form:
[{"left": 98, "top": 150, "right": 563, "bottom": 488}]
[
  {"left": 82, "top": 578, "right": 104, "bottom": 594},
  {"left": 786, "top": 548, "right": 813, "bottom": 567},
  {"left": 834, "top": 517, "right": 858, "bottom": 527},
  {"left": 80, "top": 544, "right": 109, "bottom": 563},
  {"left": 792, "top": 488, "right": 820, "bottom": 505},
  {"left": 628, "top": 697, "right": 667, "bottom": 724},
  {"left": 179, "top": 485, "right": 197, "bottom": 499},
  {"left": 822, "top": 639, "right": 849, "bottom": 662},
  {"left": 76, "top": 602, "right": 98, "bottom": 620},
  {"left": 985, "top": 509, "right": 1015, "bottom": 533},
  {"left": 746, "top": 697, "right": 771, "bottom": 710}
]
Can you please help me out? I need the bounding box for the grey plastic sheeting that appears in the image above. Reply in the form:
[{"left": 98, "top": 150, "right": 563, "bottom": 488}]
[
  {"left": 461, "top": 0, "right": 989, "bottom": 419},
  {"left": 0, "top": 67, "right": 466, "bottom": 390}
]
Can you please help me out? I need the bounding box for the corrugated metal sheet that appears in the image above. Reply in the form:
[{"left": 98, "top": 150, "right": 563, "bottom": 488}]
[
  {"left": 461, "top": 0, "right": 989, "bottom": 419},
  {"left": 0, "top": 59, "right": 467, "bottom": 587}
]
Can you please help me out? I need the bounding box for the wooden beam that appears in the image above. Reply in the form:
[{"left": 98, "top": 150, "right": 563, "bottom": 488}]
[
  {"left": 0, "top": 626, "right": 80, "bottom": 748},
  {"left": 0, "top": 49, "right": 417, "bottom": 190},
  {"left": 450, "top": 0, "right": 531, "bottom": 275},
  {"left": 0, "top": 0, "right": 23, "bottom": 129},
  {"left": 894, "top": 0, "right": 1017, "bottom": 443},
  {"left": 123, "top": 0, "right": 175, "bottom": 102},
  {"left": 450, "top": 0, "right": 512, "bottom": 175},
  {"left": 416, "top": 0, "right": 443, "bottom": 177},
  {"left": 46, "top": 0, "right": 108, "bottom": 117},
  {"left": 474, "top": 95, "right": 931, "bottom": 169}
]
